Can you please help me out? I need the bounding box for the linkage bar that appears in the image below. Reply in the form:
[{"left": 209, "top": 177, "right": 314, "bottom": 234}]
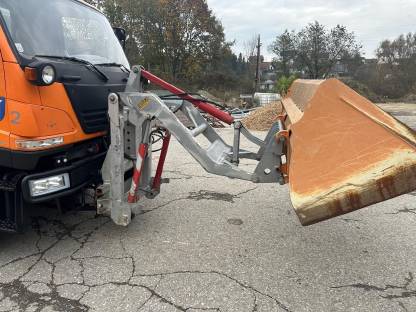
[{"left": 141, "top": 69, "right": 235, "bottom": 125}]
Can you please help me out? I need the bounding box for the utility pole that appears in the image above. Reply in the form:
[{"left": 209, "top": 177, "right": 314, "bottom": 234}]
[{"left": 254, "top": 34, "right": 262, "bottom": 94}]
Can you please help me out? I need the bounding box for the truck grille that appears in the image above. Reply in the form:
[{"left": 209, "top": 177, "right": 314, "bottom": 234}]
[
  {"left": 81, "top": 110, "right": 109, "bottom": 133},
  {"left": 64, "top": 83, "right": 126, "bottom": 134}
]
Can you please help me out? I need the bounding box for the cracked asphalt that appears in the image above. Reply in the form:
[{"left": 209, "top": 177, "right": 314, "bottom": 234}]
[{"left": 1, "top": 127, "right": 416, "bottom": 312}]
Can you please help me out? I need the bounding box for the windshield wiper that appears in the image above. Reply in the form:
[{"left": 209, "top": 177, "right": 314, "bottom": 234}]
[
  {"left": 34, "top": 55, "right": 109, "bottom": 82},
  {"left": 96, "top": 62, "right": 130, "bottom": 73}
]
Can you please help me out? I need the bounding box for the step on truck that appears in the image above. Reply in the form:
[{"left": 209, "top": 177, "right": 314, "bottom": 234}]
[{"left": 0, "top": 0, "right": 415, "bottom": 232}]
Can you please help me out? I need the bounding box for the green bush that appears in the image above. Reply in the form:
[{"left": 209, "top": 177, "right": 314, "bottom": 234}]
[{"left": 276, "top": 75, "right": 297, "bottom": 96}]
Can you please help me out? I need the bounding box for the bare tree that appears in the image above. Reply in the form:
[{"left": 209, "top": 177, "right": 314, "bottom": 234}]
[{"left": 243, "top": 34, "right": 258, "bottom": 62}]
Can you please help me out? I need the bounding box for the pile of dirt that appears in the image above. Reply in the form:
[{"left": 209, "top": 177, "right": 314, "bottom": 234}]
[{"left": 242, "top": 102, "right": 283, "bottom": 131}]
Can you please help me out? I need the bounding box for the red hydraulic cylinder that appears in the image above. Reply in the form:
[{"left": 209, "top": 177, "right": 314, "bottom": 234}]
[
  {"left": 128, "top": 143, "right": 148, "bottom": 203},
  {"left": 141, "top": 69, "right": 235, "bottom": 125},
  {"left": 152, "top": 131, "right": 172, "bottom": 192}
]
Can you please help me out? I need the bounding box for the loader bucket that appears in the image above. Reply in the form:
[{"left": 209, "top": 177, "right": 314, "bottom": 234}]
[{"left": 282, "top": 78, "right": 416, "bottom": 226}]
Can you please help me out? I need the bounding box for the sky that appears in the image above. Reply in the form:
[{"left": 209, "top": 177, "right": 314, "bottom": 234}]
[{"left": 206, "top": 0, "right": 416, "bottom": 61}]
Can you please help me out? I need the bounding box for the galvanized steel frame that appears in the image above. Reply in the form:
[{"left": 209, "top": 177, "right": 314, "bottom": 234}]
[{"left": 98, "top": 66, "right": 286, "bottom": 226}]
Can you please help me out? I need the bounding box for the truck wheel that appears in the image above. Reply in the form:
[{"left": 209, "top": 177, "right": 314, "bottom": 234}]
[{"left": 0, "top": 174, "right": 27, "bottom": 233}]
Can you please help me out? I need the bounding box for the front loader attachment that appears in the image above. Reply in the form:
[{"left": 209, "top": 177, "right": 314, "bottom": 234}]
[
  {"left": 98, "top": 66, "right": 415, "bottom": 228},
  {"left": 283, "top": 79, "right": 416, "bottom": 225}
]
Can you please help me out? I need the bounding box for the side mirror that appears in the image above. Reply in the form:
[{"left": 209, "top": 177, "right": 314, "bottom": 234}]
[{"left": 113, "top": 27, "right": 127, "bottom": 49}]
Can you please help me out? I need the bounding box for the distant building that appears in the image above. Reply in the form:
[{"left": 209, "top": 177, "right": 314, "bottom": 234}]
[
  {"left": 328, "top": 57, "right": 372, "bottom": 78},
  {"left": 331, "top": 61, "right": 349, "bottom": 76},
  {"left": 364, "top": 58, "right": 377, "bottom": 65},
  {"left": 259, "top": 80, "right": 275, "bottom": 91},
  {"left": 259, "top": 62, "right": 274, "bottom": 72},
  {"left": 252, "top": 56, "right": 278, "bottom": 93}
]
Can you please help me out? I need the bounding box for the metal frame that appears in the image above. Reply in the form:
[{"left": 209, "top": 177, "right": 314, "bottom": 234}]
[{"left": 98, "top": 66, "right": 287, "bottom": 226}]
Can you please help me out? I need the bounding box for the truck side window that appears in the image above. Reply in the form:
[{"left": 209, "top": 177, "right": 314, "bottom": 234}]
[{"left": 0, "top": 6, "right": 26, "bottom": 54}]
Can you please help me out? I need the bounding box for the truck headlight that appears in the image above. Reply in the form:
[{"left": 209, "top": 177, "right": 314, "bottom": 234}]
[
  {"left": 24, "top": 63, "right": 57, "bottom": 86},
  {"left": 41, "top": 65, "right": 56, "bottom": 85},
  {"left": 29, "top": 173, "right": 70, "bottom": 197},
  {"left": 16, "top": 137, "right": 64, "bottom": 150}
]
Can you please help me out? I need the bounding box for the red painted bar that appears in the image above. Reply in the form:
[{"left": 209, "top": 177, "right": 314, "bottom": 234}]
[
  {"left": 141, "top": 69, "right": 234, "bottom": 125},
  {"left": 152, "top": 132, "right": 171, "bottom": 191},
  {"left": 128, "top": 143, "right": 148, "bottom": 203}
]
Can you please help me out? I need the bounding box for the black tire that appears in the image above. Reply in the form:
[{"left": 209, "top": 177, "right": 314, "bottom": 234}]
[{"left": 0, "top": 174, "right": 28, "bottom": 233}]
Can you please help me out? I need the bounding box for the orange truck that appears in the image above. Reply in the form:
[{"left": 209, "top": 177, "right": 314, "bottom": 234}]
[
  {"left": 0, "top": 0, "right": 130, "bottom": 231},
  {"left": 1, "top": 0, "right": 415, "bottom": 232}
]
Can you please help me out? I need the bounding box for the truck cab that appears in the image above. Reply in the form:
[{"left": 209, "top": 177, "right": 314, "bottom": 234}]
[{"left": 0, "top": 0, "right": 130, "bottom": 232}]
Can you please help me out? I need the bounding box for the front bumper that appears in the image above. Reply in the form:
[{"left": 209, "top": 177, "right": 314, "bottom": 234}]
[{"left": 21, "top": 151, "right": 106, "bottom": 204}]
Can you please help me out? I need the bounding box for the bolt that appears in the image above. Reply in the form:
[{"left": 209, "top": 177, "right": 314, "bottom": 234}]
[{"left": 109, "top": 94, "right": 117, "bottom": 102}]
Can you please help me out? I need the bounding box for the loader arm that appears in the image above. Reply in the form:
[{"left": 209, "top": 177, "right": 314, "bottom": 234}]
[{"left": 97, "top": 66, "right": 416, "bottom": 227}]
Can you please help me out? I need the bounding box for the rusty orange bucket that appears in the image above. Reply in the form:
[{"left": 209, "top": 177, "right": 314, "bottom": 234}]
[{"left": 282, "top": 79, "right": 416, "bottom": 225}]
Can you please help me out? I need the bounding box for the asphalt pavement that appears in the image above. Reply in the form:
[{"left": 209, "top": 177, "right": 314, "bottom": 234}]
[
  {"left": 1, "top": 123, "right": 416, "bottom": 312},
  {"left": 377, "top": 103, "right": 416, "bottom": 130}
]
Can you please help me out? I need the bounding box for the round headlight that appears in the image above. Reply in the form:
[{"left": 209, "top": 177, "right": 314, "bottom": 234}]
[{"left": 41, "top": 65, "right": 56, "bottom": 85}]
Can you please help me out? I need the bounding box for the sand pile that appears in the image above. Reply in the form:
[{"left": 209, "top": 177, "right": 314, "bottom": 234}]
[{"left": 242, "top": 102, "right": 283, "bottom": 131}]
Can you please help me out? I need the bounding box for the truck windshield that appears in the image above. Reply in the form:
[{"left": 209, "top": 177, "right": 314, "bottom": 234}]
[{"left": 0, "top": 0, "right": 129, "bottom": 68}]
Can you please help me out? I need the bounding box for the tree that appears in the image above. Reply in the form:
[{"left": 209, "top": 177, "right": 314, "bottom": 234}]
[
  {"left": 342, "top": 52, "right": 364, "bottom": 78},
  {"left": 375, "top": 33, "right": 416, "bottom": 97},
  {"left": 269, "top": 30, "right": 296, "bottom": 76},
  {"left": 270, "top": 21, "right": 362, "bottom": 79},
  {"left": 243, "top": 35, "right": 258, "bottom": 61},
  {"left": 298, "top": 22, "right": 361, "bottom": 78},
  {"left": 82, "top": 0, "right": 102, "bottom": 6},
  {"left": 82, "top": 0, "right": 254, "bottom": 95},
  {"left": 131, "top": 0, "right": 231, "bottom": 84}
]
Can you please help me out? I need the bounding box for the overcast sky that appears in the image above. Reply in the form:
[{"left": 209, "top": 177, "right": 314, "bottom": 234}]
[{"left": 206, "top": 0, "right": 416, "bottom": 61}]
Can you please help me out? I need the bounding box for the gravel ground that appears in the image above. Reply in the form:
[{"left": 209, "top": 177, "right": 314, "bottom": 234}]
[{"left": 1, "top": 116, "right": 416, "bottom": 311}]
